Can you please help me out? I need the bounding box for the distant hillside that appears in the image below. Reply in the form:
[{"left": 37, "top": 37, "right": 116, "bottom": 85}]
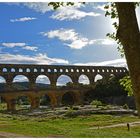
[{"left": 0, "top": 82, "right": 50, "bottom": 91}]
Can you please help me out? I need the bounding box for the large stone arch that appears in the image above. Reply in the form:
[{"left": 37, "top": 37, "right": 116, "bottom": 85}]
[
  {"left": 16, "top": 96, "right": 30, "bottom": 106},
  {"left": 0, "top": 76, "right": 6, "bottom": 83},
  {"left": 13, "top": 75, "right": 29, "bottom": 83},
  {"left": 40, "top": 94, "right": 51, "bottom": 106},
  {"left": 94, "top": 74, "right": 103, "bottom": 82},
  {"left": 61, "top": 92, "right": 75, "bottom": 106},
  {"left": 78, "top": 74, "right": 90, "bottom": 85},
  {"left": 46, "top": 92, "right": 58, "bottom": 108},
  {"left": 109, "top": 73, "right": 116, "bottom": 79},
  {"left": 35, "top": 75, "right": 51, "bottom": 88},
  {"left": 56, "top": 74, "right": 73, "bottom": 86},
  {"left": 12, "top": 75, "right": 30, "bottom": 89},
  {"left": 0, "top": 76, "right": 7, "bottom": 92}
]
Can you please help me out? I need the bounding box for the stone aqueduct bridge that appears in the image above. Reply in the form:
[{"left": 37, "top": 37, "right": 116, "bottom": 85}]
[{"left": 0, "top": 64, "right": 128, "bottom": 111}]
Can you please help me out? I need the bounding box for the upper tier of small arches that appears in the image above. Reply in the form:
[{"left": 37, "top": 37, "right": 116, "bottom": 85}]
[{"left": 0, "top": 64, "right": 128, "bottom": 74}]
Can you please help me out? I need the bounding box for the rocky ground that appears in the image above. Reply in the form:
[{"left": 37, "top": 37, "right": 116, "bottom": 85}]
[{"left": 1, "top": 104, "right": 137, "bottom": 118}]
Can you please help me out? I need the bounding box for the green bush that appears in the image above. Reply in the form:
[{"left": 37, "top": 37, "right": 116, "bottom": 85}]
[
  {"left": 122, "top": 104, "right": 129, "bottom": 110},
  {"left": 65, "top": 108, "right": 77, "bottom": 117},
  {"left": 90, "top": 100, "right": 103, "bottom": 108}
]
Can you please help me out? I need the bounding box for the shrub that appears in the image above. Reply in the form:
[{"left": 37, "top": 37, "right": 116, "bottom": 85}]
[
  {"left": 65, "top": 108, "right": 77, "bottom": 117},
  {"left": 90, "top": 100, "right": 103, "bottom": 108},
  {"left": 122, "top": 104, "right": 129, "bottom": 110}
]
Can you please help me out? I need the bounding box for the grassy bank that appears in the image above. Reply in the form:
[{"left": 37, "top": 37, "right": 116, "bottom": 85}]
[{"left": 0, "top": 112, "right": 140, "bottom": 138}]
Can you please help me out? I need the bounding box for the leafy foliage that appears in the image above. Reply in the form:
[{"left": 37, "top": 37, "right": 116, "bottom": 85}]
[
  {"left": 90, "top": 100, "right": 103, "bottom": 107},
  {"left": 48, "top": 2, "right": 85, "bottom": 10},
  {"left": 119, "top": 76, "right": 133, "bottom": 96},
  {"left": 104, "top": 3, "right": 137, "bottom": 95},
  {"left": 104, "top": 3, "right": 124, "bottom": 57}
]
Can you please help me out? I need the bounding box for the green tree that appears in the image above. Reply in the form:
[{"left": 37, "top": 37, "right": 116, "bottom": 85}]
[{"left": 107, "top": 3, "right": 140, "bottom": 116}]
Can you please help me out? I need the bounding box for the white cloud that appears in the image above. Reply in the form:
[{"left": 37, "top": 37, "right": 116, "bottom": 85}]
[
  {"left": 41, "top": 29, "right": 95, "bottom": 49},
  {"left": 95, "top": 39, "right": 116, "bottom": 45},
  {"left": 95, "top": 4, "right": 106, "bottom": 11},
  {"left": 41, "top": 28, "right": 116, "bottom": 49},
  {"left": 23, "top": 3, "right": 53, "bottom": 13},
  {"left": 51, "top": 6, "right": 100, "bottom": 21},
  {"left": 10, "top": 17, "right": 37, "bottom": 22},
  {"left": 44, "top": 29, "right": 77, "bottom": 41},
  {"left": 2, "top": 43, "right": 38, "bottom": 51},
  {"left": 23, "top": 46, "right": 38, "bottom": 51},
  {"left": 2, "top": 43, "right": 26, "bottom": 48},
  {"left": 23, "top": 3, "right": 100, "bottom": 21},
  {"left": 74, "top": 58, "right": 127, "bottom": 67},
  {"left": 0, "top": 53, "right": 69, "bottom": 65},
  {"left": 23, "top": 2, "right": 83, "bottom": 14}
]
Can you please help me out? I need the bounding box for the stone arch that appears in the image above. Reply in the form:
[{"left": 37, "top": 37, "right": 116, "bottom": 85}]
[
  {"left": 19, "top": 68, "right": 23, "bottom": 72},
  {"left": 56, "top": 75, "right": 73, "bottom": 86},
  {"left": 34, "top": 68, "right": 37, "bottom": 72},
  {"left": 41, "top": 68, "right": 44, "bottom": 72},
  {"left": 13, "top": 75, "right": 29, "bottom": 83},
  {"left": 83, "top": 92, "right": 93, "bottom": 105},
  {"left": 40, "top": 94, "right": 51, "bottom": 106},
  {"left": 35, "top": 75, "right": 51, "bottom": 87},
  {"left": 78, "top": 74, "right": 90, "bottom": 85},
  {"left": 17, "top": 96, "right": 30, "bottom": 106},
  {"left": 109, "top": 74, "right": 116, "bottom": 80},
  {"left": 94, "top": 74, "right": 103, "bottom": 82},
  {"left": 26, "top": 68, "right": 30, "bottom": 72},
  {"left": 11, "top": 68, "right": 15, "bottom": 72},
  {"left": 0, "top": 76, "right": 6, "bottom": 83},
  {"left": 110, "top": 73, "right": 115, "bottom": 77},
  {"left": 3, "top": 68, "right": 7, "bottom": 72},
  {"left": 61, "top": 92, "right": 75, "bottom": 106}
]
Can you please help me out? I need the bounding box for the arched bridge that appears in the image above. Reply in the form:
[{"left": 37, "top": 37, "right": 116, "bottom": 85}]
[
  {"left": 0, "top": 64, "right": 128, "bottom": 111},
  {"left": 0, "top": 64, "right": 128, "bottom": 88}
]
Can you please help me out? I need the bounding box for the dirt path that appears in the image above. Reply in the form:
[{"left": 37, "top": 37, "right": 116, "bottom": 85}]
[
  {"left": 90, "top": 121, "right": 140, "bottom": 129},
  {"left": 0, "top": 132, "right": 30, "bottom": 138}
]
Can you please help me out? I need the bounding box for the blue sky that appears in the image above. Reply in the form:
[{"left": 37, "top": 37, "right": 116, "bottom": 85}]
[
  {"left": 1, "top": 2, "right": 140, "bottom": 84},
  {"left": 0, "top": 2, "right": 129, "bottom": 67}
]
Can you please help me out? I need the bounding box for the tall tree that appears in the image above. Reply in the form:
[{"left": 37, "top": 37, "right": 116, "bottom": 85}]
[{"left": 115, "top": 3, "right": 140, "bottom": 116}]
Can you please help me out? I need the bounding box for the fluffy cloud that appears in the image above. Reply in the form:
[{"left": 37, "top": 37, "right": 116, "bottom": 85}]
[
  {"left": 41, "top": 28, "right": 116, "bottom": 49},
  {"left": 23, "top": 3, "right": 100, "bottom": 21},
  {"left": 95, "top": 39, "right": 116, "bottom": 45},
  {"left": 74, "top": 58, "right": 127, "bottom": 67},
  {"left": 0, "top": 53, "right": 69, "bottom": 65},
  {"left": 94, "top": 4, "right": 106, "bottom": 11},
  {"left": 51, "top": 6, "right": 100, "bottom": 21},
  {"left": 1, "top": 43, "right": 38, "bottom": 51},
  {"left": 41, "top": 29, "right": 94, "bottom": 49},
  {"left": 23, "top": 2, "right": 53, "bottom": 13},
  {"left": 10, "top": 17, "right": 37, "bottom": 22},
  {"left": 23, "top": 46, "right": 38, "bottom": 51},
  {"left": 2, "top": 43, "right": 26, "bottom": 48}
]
